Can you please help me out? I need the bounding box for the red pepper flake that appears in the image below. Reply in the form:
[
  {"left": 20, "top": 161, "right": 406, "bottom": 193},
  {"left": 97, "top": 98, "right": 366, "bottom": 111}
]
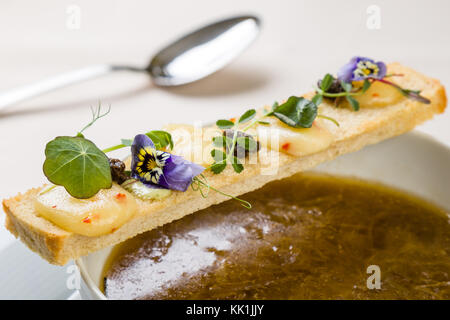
[
  {"left": 111, "top": 227, "right": 117, "bottom": 233},
  {"left": 115, "top": 193, "right": 126, "bottom": 200},
  {"left": 229, "top": 118, "right": 236, "bottom": 123},
  {"left": 82, "top": 217, "right": 91, "bottom": 224},
  {"left": 372, "top": 93, "right": 379, "bottom": 97},
  {"left": 51, "top": 205, "right": 57, "bottom": 208},
  {"left": 281, "top": 142, "right": 290, "bottom": 151}
]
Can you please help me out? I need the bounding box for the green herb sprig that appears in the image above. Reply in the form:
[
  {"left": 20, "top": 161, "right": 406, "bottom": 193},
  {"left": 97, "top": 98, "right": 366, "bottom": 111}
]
[
  {"left": 210, "top": 109, "right": 258, "bottom": 174},
  {"left": 313, "top": 73, "right": 372, "bottom": 111},
  {"left": 77, "top": 104, "right": 111, "bottom": 137},
  {"left": 313, "top": 73, "right": 430, "bottom": 110}
]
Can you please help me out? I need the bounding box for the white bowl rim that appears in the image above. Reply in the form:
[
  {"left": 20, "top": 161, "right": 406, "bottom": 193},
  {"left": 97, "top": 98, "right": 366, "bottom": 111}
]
[{"left": 75, "top": 130, "right": 450, "bottom": 300}]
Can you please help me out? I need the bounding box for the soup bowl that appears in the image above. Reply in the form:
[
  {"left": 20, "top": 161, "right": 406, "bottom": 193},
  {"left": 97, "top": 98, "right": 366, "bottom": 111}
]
[{"left": 76, "top": 131, "right": 450, "bottom": 300}]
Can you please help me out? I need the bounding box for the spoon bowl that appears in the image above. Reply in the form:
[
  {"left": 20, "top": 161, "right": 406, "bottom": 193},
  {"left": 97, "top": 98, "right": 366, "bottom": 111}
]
[{"left": 148, "top": 16, "right": 261, "bottom": 86}]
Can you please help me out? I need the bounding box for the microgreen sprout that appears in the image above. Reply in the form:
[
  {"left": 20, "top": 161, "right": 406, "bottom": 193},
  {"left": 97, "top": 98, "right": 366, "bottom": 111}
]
[
  {"left": 77, "top": 103, "right": 111, "bottom": 137},
  {"left": 191, "top": 174, "right": 252, "bottom": 209}
]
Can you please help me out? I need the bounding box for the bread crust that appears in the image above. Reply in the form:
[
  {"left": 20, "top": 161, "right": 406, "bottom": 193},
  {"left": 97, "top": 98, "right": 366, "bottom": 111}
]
[{"left": 2, "top": 63, "right": 447, "bottom": 265}]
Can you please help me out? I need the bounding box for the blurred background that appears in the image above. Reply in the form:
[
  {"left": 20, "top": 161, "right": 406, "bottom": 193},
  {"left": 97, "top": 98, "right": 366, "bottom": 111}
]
[{"left": 0, "top": 0, "right": 449, "bottom": 299}]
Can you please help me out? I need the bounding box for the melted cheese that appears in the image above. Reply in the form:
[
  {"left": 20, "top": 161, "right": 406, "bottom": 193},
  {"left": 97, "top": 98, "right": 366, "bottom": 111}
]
[
  {"left": 351, "top": 80, "right": 404, "bottom": 108},
  {"left": 256, "top": 118, "right": 334, "bottom": 156},
  {"left": 34, "top": 184, "right": 137, "bottom": 236}
]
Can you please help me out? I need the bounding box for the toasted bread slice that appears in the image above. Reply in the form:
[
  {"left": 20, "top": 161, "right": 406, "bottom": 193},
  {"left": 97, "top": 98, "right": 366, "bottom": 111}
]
[{"left": 2, "top": 63, "right": 447, "bottom": 265}]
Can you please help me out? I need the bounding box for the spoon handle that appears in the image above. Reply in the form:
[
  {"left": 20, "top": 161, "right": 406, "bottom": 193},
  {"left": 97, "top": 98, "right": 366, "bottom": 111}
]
[{"left": 0, "top": 64, "right": 144, "bottom": 111}]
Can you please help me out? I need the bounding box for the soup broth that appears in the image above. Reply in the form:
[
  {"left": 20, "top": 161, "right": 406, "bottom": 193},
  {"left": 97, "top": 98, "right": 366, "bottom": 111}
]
[{"left": 103, "top": 173, "right": 450, "bottom": 300}]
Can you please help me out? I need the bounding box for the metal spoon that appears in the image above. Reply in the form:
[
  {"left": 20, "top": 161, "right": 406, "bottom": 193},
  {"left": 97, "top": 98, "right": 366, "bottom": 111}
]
[{"left": 0, "top": 15, "right": 260, "bottom": 111}]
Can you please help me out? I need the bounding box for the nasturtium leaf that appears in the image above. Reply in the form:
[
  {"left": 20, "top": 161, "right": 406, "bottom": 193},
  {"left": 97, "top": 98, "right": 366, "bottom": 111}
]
[
  {"left": 346, "top": 95, "right": 360, "bottom": 111},
  {"left": 231, "top": 156, "right": 244, "bottom": 173},
  {"left": 320, "top": 74, "right": 333, "bottom": 92},
  {"left": 238, "top": 109, "right": 256, "bottom": 124},
  {"left": 272, "top": 96, "right": 318, "bottom": 128},
  {"left": 216, "top": 120, "right": 235, "bottom": 129},
  {"left": 43, "top": 136, "right": 112, "bottom": 199}
]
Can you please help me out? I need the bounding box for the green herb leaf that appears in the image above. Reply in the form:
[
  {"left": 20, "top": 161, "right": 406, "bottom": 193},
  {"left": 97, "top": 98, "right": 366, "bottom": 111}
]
[
  {"left": 346, "top": 95, "right": 360, "bottom": 111},
  {"left": 213, "top": 135, "right": 233, "bottom": 149},
  {"left": 231, "top": 156, "right": 244, "bottom": 173},
  {"left": 211, "top": 149, "right": 226, "bottom": 162},
  {"left": 320, "top": 74, "right": 334, "bottom": 92},
  {"left": 271, "top": 101, "right": 279, "bottom": 111},
  {"left": 312, "top": 93, "right": 323, "bottom": 106},
  {"left": 43, "top": 136, "right": 112, "bottom": 199},
  {"left": 210, "top": 162, "right": 227, "bottom": 174},
  {"left": 257, "top": 120, "right": 270, "bottom": 125},
  {"left": 236, "top": 136, "right": 257, "bottom": 152},
  {"left": 238, "top": 109, "right": 256, "bottom": 124},
  {"left": 362, "top": 79, "right": 371, "bottom": 93},
  {"left": 340, "top": 81, "right": 352, "bottom": 93},
  {"left": 216, "top": 120, "right": 235, "bottom": 129},
  {"left": 272, "top": 96, "right": 318, "bottom": 128},
  {"left": 212, "top": 136, "right": 226, "bottom": 148},
  {"left": 145, "top": 130, "right": 173, "bottom": 150}
]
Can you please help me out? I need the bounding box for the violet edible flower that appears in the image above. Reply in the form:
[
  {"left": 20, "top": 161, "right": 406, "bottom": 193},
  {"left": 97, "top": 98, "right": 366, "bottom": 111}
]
[
  {"left": 131, "top": 134, "right": 204, "bottom": 192},
  {"left": 338, "top": 56, "right": 387, "bottom": 83}
]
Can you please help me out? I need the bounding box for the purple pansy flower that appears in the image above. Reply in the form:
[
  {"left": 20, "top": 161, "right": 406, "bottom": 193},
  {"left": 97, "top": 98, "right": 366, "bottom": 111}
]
[
  {"left": 337, "top": 56, "right": 387, "bottom": 83},
  {"left": 131, "top": 134, "right": 204, "bottom": 192}
]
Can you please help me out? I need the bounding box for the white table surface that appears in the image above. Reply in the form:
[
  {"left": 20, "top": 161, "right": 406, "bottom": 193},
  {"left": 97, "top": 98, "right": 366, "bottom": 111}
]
[{"left": 0, "top": 0, "right": 449, "bottom": 299}]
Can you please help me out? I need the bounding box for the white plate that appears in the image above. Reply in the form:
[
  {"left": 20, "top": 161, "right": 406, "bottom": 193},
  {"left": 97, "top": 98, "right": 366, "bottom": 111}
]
[{"left": 0, "top": 241, "right": 76, "bottom": 299}]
